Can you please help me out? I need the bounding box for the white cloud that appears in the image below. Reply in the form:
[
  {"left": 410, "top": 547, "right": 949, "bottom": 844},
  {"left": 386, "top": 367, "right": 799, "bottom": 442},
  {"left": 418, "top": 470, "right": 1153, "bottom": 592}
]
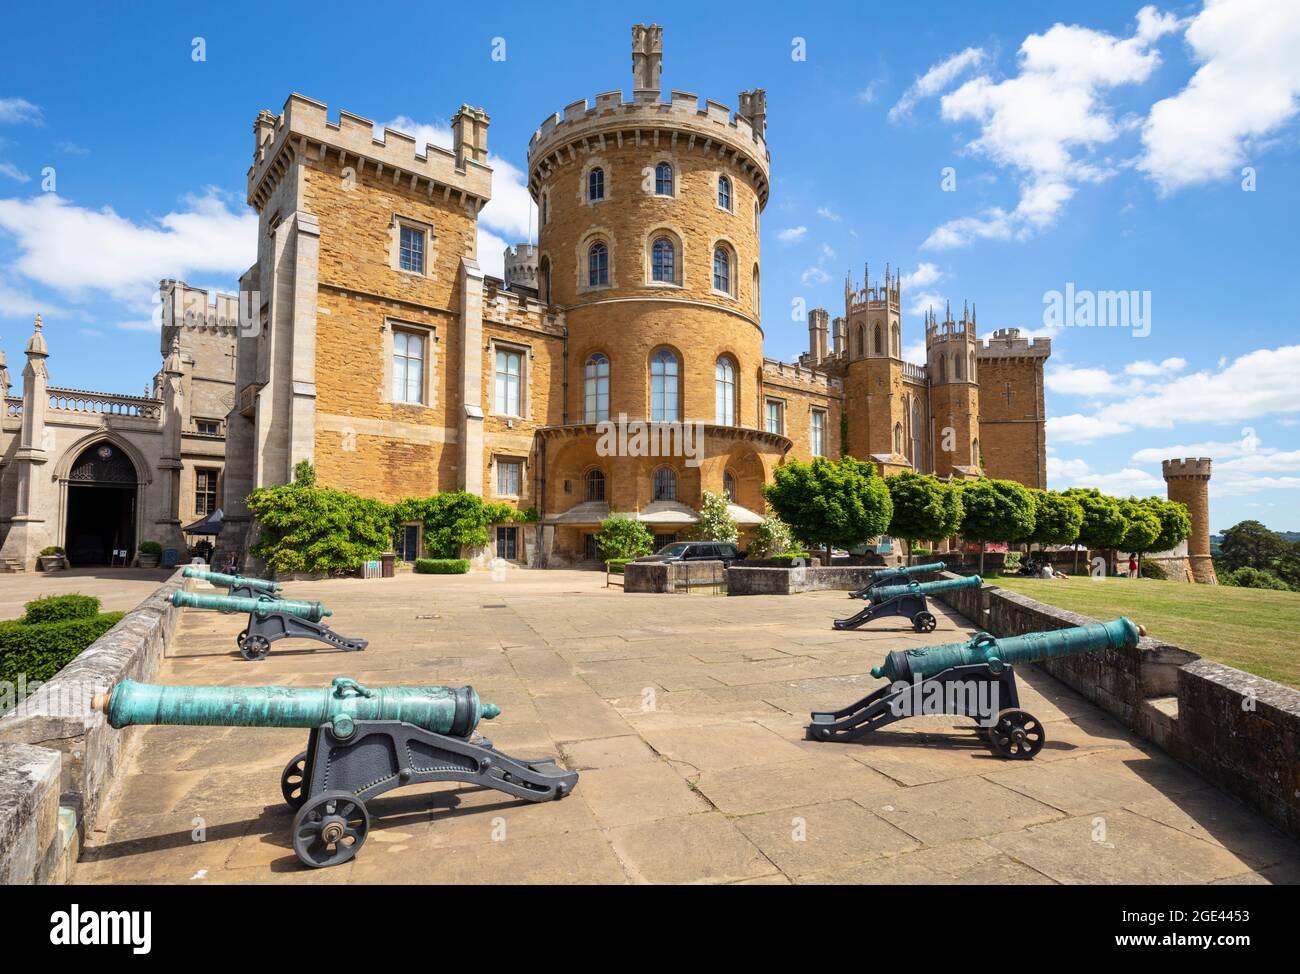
[
  {"left": 0, "top": 190, "right": 255, "bottom": 302},
  {"left": 0, "top": 163, "right": 29, "bottom": 183},
  {"left": 857, "top": 81, "right": 882, "bottom": 104},
  {"left": 800, "top": 266, "right": 830, "bottom": 286},
  {"left": 923, "top": 6, "right": 1181, "bottom": 250},
  {"left": 1139, "top": 0, "right": 1300, "bottom": 193},
  {"left": 0, "top": 98, "right": 42, "bottom": 125},
  {"left": 1048, "top": 455, "right": 1165, "bottom": 494},
  {"left": 1123, "top": 356, "right": 1185, "bottom": 376},
  {"left": 815, "top": 206, "right": 841, "bottom": 222},
  {"left": 900, "top": 262, "right": 942, "bottom": 290},
  {"left": 889, "top": 48, "right": 987, "bottom": 122},
  {"left": 902, "top": 340, "right": 927, "bottom": 366},
  {"left": 1047, "top": 413, "right": 1134, "bottom": 444},
  {"left": 777, "top": 226, "right": 808, "bottom": 242},
  {"left": 1045, "top": 365, "right": 1125, "bottom": 398}
]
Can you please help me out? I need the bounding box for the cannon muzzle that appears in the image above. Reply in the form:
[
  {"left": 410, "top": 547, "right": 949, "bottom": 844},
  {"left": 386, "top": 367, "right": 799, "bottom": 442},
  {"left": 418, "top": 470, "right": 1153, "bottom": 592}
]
[
  {"left": 870, "top": 617, "right": 1143, "bottom": 682},
  {"left": 171, "top": 589, "right": 330, "bottom": 622},
  {"left": 873, "top": 561, "right": 946, "bottom": 580},
  {"left": 92, "top": 676, "right": 500, "bottom": 739},
  {"left": 182, "top": 567, "right": 281, "bottom": 594},
  {"left": 869, "top": 574, "right": 981, "bottom": 605}
]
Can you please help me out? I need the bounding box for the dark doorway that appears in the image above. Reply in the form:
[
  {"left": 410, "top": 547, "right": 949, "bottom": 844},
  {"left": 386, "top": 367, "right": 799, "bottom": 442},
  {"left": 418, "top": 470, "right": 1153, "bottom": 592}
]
[{"left": 64, "top": 442, "right": 138, "bottom": 565}]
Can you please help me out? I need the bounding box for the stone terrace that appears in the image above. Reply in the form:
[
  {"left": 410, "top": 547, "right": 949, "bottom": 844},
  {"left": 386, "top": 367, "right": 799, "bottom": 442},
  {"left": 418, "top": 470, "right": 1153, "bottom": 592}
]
[{"left": 74, "top": 571, "right": 1300, "bottom": 884}]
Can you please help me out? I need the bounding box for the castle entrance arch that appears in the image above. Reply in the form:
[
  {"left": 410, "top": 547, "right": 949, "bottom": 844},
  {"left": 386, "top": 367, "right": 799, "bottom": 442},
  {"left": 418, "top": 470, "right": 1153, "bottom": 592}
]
[{"left": 63, "top": 441, "right": 139, "bottom": 565}]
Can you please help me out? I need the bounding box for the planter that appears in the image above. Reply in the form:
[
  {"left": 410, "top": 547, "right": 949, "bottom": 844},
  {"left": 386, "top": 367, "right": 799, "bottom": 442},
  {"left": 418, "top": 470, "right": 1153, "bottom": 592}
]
[
  {"left": 38, "top": 555, "right": 67, "bottom": 572},
  {"left": 137, "top": 554, "right": 160, "bottom": 568}
]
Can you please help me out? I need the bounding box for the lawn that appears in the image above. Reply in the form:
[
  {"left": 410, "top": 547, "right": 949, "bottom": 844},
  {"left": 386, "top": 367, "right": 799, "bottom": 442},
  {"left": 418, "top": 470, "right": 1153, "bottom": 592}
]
[{"left": 990, "top": 574, "right": 1300, "bottom": 689}]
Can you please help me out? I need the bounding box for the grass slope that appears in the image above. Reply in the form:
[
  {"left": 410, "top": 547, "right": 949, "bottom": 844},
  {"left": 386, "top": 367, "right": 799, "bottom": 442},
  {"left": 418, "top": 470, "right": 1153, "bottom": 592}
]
[{"left": 991, "top": 574, "right": 1300, "bottom": 689}]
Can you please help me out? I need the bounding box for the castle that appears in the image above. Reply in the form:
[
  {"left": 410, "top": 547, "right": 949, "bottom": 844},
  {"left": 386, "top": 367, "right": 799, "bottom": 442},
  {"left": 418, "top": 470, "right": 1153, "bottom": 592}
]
[
  {"left": 0, "top": 282, "right": 235, "bottom": 570},
  {"left": 217, "top": 23, "right": 1052, "bottom": 569}
]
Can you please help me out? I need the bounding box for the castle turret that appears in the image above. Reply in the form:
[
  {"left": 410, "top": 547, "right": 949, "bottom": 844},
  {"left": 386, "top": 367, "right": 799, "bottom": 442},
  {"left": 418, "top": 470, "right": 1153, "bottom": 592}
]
[
  {"left": 926, "top": 302, "right": 980, "bottom": 479},
  {"left": 841, "top": 264, "right": 908, "bottom": 470},
  {"left": 503, "top": 244, "right": 539, "bottom": 292},
  {"left": 976, "top": 327, "right": 1050, "bottom": 488},
  {"left": 1162, "top": 458, "right": 1217, "bottom": 584}
]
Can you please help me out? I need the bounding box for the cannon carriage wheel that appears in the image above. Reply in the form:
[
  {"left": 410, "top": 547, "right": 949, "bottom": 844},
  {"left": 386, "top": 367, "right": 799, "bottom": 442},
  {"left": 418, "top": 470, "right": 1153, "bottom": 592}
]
[
  {"left": 987, "top": 708, "right": 1045, "bottom": 759},
  {"left": 239, "top": 634, "right": 272, "bottom": 661},
  {"left": 912, "top": 611, "right": 937, "bottom": 633},
  {"left": 281, "top": 751, "right": 311, "bottom": 810},
  {"left": 292, "top": 791, "right": 369, "bottom": 868}
]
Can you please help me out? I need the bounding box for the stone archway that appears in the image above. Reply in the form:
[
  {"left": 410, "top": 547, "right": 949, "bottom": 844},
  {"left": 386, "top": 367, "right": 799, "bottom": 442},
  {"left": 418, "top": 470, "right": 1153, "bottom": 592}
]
[{"left": 60, "top": 439, "right": 142, "bottom": 565}]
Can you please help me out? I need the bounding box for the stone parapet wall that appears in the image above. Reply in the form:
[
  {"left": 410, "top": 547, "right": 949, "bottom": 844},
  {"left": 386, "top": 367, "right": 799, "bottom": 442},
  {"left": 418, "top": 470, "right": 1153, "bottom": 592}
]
[
  {"left": 727, "top": 564, "right": 930, "bottom": 596},
  {"left": 0, "top": 569, "right": 186, "bottom": 883}
]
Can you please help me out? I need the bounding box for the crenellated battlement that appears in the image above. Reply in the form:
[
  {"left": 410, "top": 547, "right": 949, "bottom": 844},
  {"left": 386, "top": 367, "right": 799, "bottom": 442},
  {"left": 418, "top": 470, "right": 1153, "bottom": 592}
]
[
  {"left": 248, "top": 93, "right": 493, "bottom": 212},
  {"left": 763, "top": 358, "right": 843, "bottom": 393},
  {"left": 925, "top": 305, "right": 976, "bottom": 347},
  {"left": 844, "top": 264, "right": 900, "bottom": 314},
  {"left": 978, "top": 327, "right": 1051, "bottom": 359},
  {"left": 1162, "top": 457, "right": 1213, "bottom": 479}
]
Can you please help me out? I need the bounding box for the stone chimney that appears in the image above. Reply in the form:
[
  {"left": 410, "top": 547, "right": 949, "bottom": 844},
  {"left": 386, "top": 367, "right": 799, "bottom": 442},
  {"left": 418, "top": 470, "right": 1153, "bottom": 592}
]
[
  {"left": 452, "top": 105, "right": 490, "bottom": 168},
  {"left": 632, "top": 24, "right": 663, "bottom": 100}
]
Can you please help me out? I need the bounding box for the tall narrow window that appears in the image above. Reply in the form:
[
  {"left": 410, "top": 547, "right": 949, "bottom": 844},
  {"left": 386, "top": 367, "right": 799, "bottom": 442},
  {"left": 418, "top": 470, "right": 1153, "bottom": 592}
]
[
  {"left": 765, "top": 399, "right": 784, "bottom": 435},
  {"left": 399, "top": 225, "right": 425, "bottom": 274},
  {"left": 891, "top": 323, "right": 901, "bottom": 358},
  {"left": 541, "top": 192, "right": 549, "bottom": 225},
  {"left": 497, "top": 458, "right": 522, "bottom": 496},
  {"left": 194, "top": 468, "right": 218, "bottom": 516},
  {"left": 653, "top": 467, "right": 678, "bottom": 501},
  {"left": 494, "top": 348, "right": 523, "bottom": 415},
  {"left": 655, "top": 162, "right": 673, "bottom": 196},
  {"left": 715, "top": 356, "right": 736, "bottom": 425},
  {"left": 856, "top": 325, "right": 865, "bottom": 358},
  {"left": 722, "top": 470, "right": 736, "bottom": 501},
  {"left": 393, "top": 330, "right": 425, "bottom": 404},
  {"left": 713, "top": 246, "right": 731, "bottom": 294},
  {"left": 650, "top": 349, "right": 680, "bottom": 422},
  {"left": 873, "top": 323, "right": 883, "bottom": 355},
  {"left": 717, "top": 175, "right": 732, "bottom": 210},
  {"left": 588, "top": 167, "right": 605, "bottom": 201},
  {"left": 894, "top": 423, "right": 903, "bottom": 454},
  {"left": 954, "top": 352, "right": 964, "bottom": 380},
  {"left": 811, "top": 410, "right": 826, "bottom": 457},
  {"left": 584, "top": 468, "right": 606, "bottom": 502},
  {"left": 588, "top": 241, "right": 609, "bottom": 286},
  {"left": 584, "top": 353, "right": 609, "bottom": 423},
  {"left": 752, "top": 265, "right": 759, "bottom": 312},
  {"left": 652, "top": 237, "right": 676, "bottom": 283}
]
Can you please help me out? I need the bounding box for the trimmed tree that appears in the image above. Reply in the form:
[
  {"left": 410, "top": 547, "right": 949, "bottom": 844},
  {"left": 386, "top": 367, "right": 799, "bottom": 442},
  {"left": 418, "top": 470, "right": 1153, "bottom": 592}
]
[
  {"left": 958, "top": 478, "right": 1036, "bottom": 574},
  {"left": 764, "top": 456, "right": 893, "bottom": 564},
  {"left": 1027, "top": 489, "right": 1084, "bottom": 556},
  {"left": 884, "top": 472, "right": 963, "bottom": 565},
  {"left": 1117, "top": 497, "right": 1161, "bottom": 575},
  {"left": 1063, "top": 488, "right": 1128, "bottom": 573},
  {"left": 594, "top": 514, "right": 653, "bottom": 561},
  {"left": 689, "top": 490, "right": 739, "bottom": 545},
  {"left": 1143, "top": 496, "right": 1192, "bottom": 555}
]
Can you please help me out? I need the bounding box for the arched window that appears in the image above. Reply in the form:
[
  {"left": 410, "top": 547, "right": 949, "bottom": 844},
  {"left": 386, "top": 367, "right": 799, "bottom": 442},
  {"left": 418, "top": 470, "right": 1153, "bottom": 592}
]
[
  {"left": 653, "top": 467, "right": 678, "bottom": 501},
  {"left": 723, "top": 470, "right": 736, "bottom": 501},
  {"left": 652, "top": 237, "right": 676, "bottom": 283},
  {"left": 911, "top": 398, "right": 923, "bottom": 470},
  {"left": 587, "top": 241, "right": 609, "bottom": 287},
  {"left": 752, "top": 264, "right": 760, "bottom": 312},
  {"left": 753, "top": 200, "right": 760, "bottom": 232},
  {"left": 588, "top": 167, "right": 605, "bottom": 201},
  {"left": 972, "top": 439, "right": 980, "bottom": 466},
  {"left": 584, "top": 468, "right": 606, "bottom": 502},
  {"left": 715, "top": 356, "right": 736, "bottom": 425},
  {"left": 538, "top": 257, "right": 551, "bottom": 304},
  {"left": 718, "top": 175, "right": 732, "bottom": 210},
  {"left": 650, "top": 349, "right": 680, "bottom": 422},
  {"left": 873, "top": 323, "right": 884, "bottom": 355},
  {"left": 894, "top": 423, "right": 903, "bottom": 454},
  {"left": 541, "top": 192, "right": 549, "bottom": 226},
  {"left": 953, "top": 352, "right": 964, "bottom": 380},
  {"left": 856, "top": 325, "right": 866, "bottom": 358},
  {"left": 939, "top": 356, "right": 948, "bottom": 382},
  {"left": 969, "top": 351, "right": 976, "bottom": 382},
  {"left": 655, "top": 162, "right": 673, "bottom": 196},
  {"left": 584, "top": 353, "right": 609, "bottom": 423},
  {"left": 891, "top": 323, "right": 900, "bottom": 358},
  {"left": 713, "top": 246, "right": 731, "bottom": 294}
]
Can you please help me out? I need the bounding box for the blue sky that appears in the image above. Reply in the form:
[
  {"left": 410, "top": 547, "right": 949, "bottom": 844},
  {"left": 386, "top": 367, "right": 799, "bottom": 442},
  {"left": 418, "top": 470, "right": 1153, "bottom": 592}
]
[{"left": 1, "top": 0, "right": 1297, "bottom": 530}]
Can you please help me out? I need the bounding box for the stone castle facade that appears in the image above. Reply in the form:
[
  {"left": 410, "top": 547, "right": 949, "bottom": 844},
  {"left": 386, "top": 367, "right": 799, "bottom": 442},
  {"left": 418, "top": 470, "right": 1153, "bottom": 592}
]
[
  {"left": 222, "top": 24, "right": 1051, "bottom": 569},
  {"left": 0, "top": 282, "right": 236, "bottom": 571}
]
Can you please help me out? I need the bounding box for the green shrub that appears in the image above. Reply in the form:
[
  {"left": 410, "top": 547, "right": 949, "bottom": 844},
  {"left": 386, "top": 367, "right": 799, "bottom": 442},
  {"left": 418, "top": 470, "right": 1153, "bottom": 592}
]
[
  {"left": 1139, "top": 558, "right": 1167, "bottom": 580},
  {"left": 1221, "top": 567, "right": 1292, "bottom": 591},
  {"left": 1004, "top": 552, "right": 1022, "bottom": 572},
  {"left": 605, "top": 558, "right": 633, "bottom": 573},
  {"left": 765, "top": 551, "right": 811, "bottom": 563},
  {"left": 393, "top": 492, "right": 514, "bottom": 558},
  {"left": 748, "top": 507, "right": 796, "bottom": 558},
  {"left": 248, "top": 484, "right": 393, "bottom": 574},
  {"left": 688, "top": 490, "right": 739, "bottom": 545},
  {"left": 137, "top": 540, "right": 162, "bottom": 555},
  {"left": 22, "top": 594, "right": 101, "bottom": 625},
  {"left": 0, "top": 612, "right": 125, "bottom": 688},
  {"left": 595, "top": 515, "right": 653, "bottom": 560},
  {"left": 39, "top": 546, "right": 64, "bottom": 556},
  {"left": 413, "top": 558, "right": 470, "bottom": 574}
]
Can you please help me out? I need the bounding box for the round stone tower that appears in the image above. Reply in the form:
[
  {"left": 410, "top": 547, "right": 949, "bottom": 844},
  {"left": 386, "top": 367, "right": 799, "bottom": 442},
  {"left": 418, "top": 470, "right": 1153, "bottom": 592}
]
[
  {"left": 1162, "top": 457, "right": 1217, "bottom": 584},
  {"left": 925, "top": 303, "right": 981, "bottom": 479},
  {"left": 503, "top": 243, "right": 538, "bottom": 291},
  {"left": 523, "top": 23, "right": 783, "bottom": 559}
]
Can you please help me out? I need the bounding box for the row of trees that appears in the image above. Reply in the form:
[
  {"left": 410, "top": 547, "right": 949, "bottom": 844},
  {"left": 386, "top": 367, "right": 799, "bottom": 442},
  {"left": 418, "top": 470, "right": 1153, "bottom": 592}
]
[{"left": 763, "top": 457, "right": 1192, "bottom": 573}]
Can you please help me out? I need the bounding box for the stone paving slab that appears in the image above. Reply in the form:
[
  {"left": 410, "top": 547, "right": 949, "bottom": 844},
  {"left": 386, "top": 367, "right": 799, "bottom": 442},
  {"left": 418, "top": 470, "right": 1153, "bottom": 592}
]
[{"left": 72, "top": 570, "right": 1300, "bottom": 884}]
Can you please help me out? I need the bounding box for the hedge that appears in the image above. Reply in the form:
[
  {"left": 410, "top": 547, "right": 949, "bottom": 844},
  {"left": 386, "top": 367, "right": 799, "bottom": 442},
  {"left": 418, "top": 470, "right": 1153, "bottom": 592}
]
[
  {"left": 22, "top": 593, "right": 101, "bottom": 625},
  {"left": 605, "top": 558, "right": 634, "bottom": 573},
  {"left": 0, "top": 612, "right": 126, "bottom": 687},
  {"left": 414, "top": 558, "right": 470, "bottom": 575}
]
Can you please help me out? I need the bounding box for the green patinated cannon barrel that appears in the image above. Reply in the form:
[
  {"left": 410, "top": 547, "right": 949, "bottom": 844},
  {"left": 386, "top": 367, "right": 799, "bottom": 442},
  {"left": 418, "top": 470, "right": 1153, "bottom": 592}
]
[
  {"left": 171, "top": 589, "right": 331, "bottom": 622},
  {"left": 870, "top": 617, "right": 1143, "bottom": 681},
  {"left": 869, "top": 574, "right": 981, "bottom": 605},
  {"left": 92, "top": 676, "right": 500, "bottom": 739},
  {"left": 182, "top": 567, "right": 281, "bottom": 594},
  {"left": 871, "top": 561, "right": 947, "bottom": 581}
]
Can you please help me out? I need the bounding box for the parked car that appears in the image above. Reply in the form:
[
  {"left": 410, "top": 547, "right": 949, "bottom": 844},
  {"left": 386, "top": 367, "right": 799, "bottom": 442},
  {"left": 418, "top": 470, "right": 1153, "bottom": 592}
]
[{"left": 636, "top": 541, "right": 741, "bottom": 566}]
